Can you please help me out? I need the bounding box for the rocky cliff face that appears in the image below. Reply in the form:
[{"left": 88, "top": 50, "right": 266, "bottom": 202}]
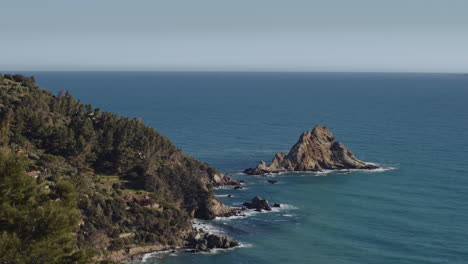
[{"left": 244, "top": 125, "right": 377, "bottom": 175}]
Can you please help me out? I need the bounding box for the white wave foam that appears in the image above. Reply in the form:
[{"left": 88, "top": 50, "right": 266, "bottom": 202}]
[
  {"left": 278, "top": 204, "right": 299, "bottom": 210},
  {"left": 141, "top": 253, "right": 152, "bottom": 263},
  {"left": 273, "top": 170, "right": 333, "bottom": 176},
  {"left": 214, "top": 186, "right": 249, "bottom": 191},
  {"left": 281, "top": 214, "right": 296, "bottom": 217},
  {"left": 215, "top": 194, "right": 234, "bottom": 198},
  {"left": 214, "top": 209, "right": 256, "bottom": 221},
  {"left": 266, "top": 165, "right": 396, "bottom": 177},
  {"left": 366, "top": 166, "right": 396, "bottom": 172},
  {"left": 214, "top": 204, "right": 298, "bottom": 221},
  {"left": 213, "top": 186, "right": 231, "bottom": 190},
  {"left": 314, "top": 170, "right": 334, "bottom": 175},
  {"left": 271, "top": 204, "right": 299, "bottom": 212},
  {"left": 364, "top": 162, "right": 397, "bottom": 172},
  {"left": 327, "top": 167, "right": 396, "bottom": 173},
  {"left": 198, "top": 242, "right": 251, "bottom": 255},
  {"left": 191, "top": 219, "right": 226, "bottom": 235},
  {"left": 238, "top": 242, "right": 253, "bottom": 248},
  {"left": 141, "top": 249, "right": 175, "bottom": 263}
]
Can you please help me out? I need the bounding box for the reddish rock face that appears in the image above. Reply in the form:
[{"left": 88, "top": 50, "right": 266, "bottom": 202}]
[{"left": 244, "top": 125, "right": 377, "bottom": 175}]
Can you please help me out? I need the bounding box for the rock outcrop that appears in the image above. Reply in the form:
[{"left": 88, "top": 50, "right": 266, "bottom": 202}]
[
  {"left": 244, "top": 125, "right": 377, "bottom": 175},
  {"left": 243, "top": 196, "right": 272, "bottom": 212},
  {"left": 208, "top": 172, "right": 239, "bottom": 187},
  {"left": 186, "top": 230, "right": 239, "bottom": 252},
  {"left": 199, "top": 198, "right": 241, "bottom": 219}
]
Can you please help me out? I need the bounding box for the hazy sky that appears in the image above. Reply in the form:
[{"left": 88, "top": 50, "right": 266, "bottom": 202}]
[{"left": 1, "top": 0, "right": 467, "bottom": 72}]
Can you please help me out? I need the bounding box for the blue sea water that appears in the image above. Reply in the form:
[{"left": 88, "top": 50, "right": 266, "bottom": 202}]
[{"left": 20, "top": 72, "right": 468, "bottom": 263}]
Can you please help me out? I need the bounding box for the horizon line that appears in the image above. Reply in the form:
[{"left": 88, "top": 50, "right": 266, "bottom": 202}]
[{"left": 1, "top": 69, "right": 467, "bottom": 75}]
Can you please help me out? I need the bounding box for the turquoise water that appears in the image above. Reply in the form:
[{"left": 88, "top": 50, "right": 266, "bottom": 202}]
[{"left": 24, "top": 72, "right": 468, "bottom": 263}]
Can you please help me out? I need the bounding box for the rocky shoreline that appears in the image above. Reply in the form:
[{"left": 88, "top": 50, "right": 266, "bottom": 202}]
[
  {"left": 122, "top": 125, "right": 378, "bottom": 262},
  {"left": 109, "top": 244, "right": 179, "bottom": 262},
  {"left": 244, "top": 125, "right": 378, "bottom": 175},
  {"left": 110, "top": 229, "right": 241, "bottom": 262},
  {"left": 115, "top": 192, "right": 247, "bottom": 262},
  {"left": 108, "top": 196, "right": 283, "bottom": 262},
  {"left": 186, "top": 229, "right": 239, "bottom": 252}
]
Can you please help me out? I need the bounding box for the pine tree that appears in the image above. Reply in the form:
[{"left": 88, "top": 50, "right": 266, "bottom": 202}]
[{"left": 0, "top": 150, "right": 90, "bottom": 264}]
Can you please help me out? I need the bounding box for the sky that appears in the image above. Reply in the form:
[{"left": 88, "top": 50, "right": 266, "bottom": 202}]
[{"left": 1, "top": 0, "right": 467, "bottom": 72}]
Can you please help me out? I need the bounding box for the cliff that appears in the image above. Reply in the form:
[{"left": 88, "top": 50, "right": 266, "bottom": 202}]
[{"left": 244, "top": 125, "right": 377, "bottom": 175}]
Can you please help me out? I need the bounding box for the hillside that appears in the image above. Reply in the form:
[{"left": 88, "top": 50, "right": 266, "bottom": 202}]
[{"left": 0, "top": 74, "right": 237, "bottom": 263}]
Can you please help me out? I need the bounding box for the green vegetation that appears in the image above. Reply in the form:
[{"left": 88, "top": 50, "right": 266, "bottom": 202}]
[
  {"left": 0, "top": 74, "right": 225, "bottom": 263},
  {"left": 0, "top": 149, "right": 90, "bottom": 263}
]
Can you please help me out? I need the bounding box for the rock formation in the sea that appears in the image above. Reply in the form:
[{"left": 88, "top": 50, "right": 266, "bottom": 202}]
[
  {"left": 202, "top": 198, "right": 241, "bottom": 219},
  {"left": 243, "top": 196, "right": 272, "bottom": 212},
  {"left": 244, "top": 125, "right": 377, "bottom": 175},
  {"left": 186, "top": 230, "right": 239, "bottom": 252}
]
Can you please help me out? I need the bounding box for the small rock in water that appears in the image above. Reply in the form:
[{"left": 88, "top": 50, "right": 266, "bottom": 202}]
[
  {"left": 227, "top": 194, "right": 232, "bottom": 198},
  {"left": 273, "top": 203, "right": 281, "bottom": 207},
  {"left": 234, "top": 186, "right": 243, "bottom": 190},
  {"left": 243, "top": 196, "right": 272, "bottom": 211},
  {"left": 268, "top": 180, "right": 278, "bottom": 184}
]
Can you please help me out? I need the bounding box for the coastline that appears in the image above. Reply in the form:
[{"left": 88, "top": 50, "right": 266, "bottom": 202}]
[
  {"left": 109, "top": 244, "right": 179, "bottom": 263},
  {"left": 117, "top": 162, "right": 394, "bottom": 263},
  {"left": 116, "top": 206, "right": 243, "bottom": 262},
  {"left": 245, "top": 165, "right": 395, "bottom": 177}
]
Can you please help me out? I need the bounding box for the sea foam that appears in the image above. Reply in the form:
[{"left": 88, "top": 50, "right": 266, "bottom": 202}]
[
  {"left": 266, "top": 164, "right": 396, "bottom": 177},
  {"left": 214, "top": 204, "right": 298, "bottom": 221},
  {"left": 191, "top": 219, "right": 226, "bottom": 235}
]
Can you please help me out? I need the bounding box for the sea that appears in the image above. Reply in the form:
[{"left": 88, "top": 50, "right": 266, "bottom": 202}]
[{"left": 17, "top": 71, "right": 468, "bottom": 263}]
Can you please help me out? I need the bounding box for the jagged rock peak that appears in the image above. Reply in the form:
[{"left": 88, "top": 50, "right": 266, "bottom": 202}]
[{"left": 244, "top": 125, "right": 377, "bottom": 175}]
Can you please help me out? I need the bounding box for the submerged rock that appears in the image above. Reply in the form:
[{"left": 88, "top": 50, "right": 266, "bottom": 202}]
[
  {"left": 243, "top": 196, "right": 272, "bottom": 212},
  {"left": 244, "top": 124, "right": 378, "bottom": 175},
  {"left": 267, "top": 180, "right": 278, "bottom": 184}
]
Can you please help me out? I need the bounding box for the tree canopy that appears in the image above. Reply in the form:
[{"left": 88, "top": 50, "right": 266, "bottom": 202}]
[{"left": 0, "top": 74, "right": 225, "bottom": 263}]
